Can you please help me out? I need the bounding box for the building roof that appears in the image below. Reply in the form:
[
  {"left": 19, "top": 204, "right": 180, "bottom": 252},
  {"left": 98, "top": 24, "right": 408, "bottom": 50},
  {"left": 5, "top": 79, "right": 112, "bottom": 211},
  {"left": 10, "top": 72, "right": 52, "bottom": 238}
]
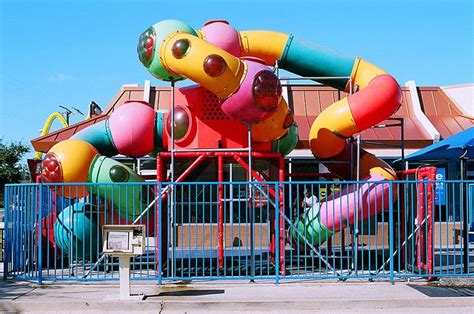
[
  {"left": 417, "top": 86, "right": 474, "bottom": 139},
  {"left": 31, "top": 82, "right": 474, "bottom": 154},
  {"left": 288, "top": 85, "right": 435, "bottom": 150}
]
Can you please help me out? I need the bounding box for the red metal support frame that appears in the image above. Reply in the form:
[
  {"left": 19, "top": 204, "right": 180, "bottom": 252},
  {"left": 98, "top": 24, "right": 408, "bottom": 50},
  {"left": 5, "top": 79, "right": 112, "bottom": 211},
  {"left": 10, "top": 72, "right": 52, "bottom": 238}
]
[
  {"left": 397, "top": 166, "right": 436, "bottom": 277},
  {"left": 416, "top": 167, "right": 435, "bottom": 277},
  {"left": 157, "top": 151, "right": 285, "bottom": 275},
  {"left": 278, "top": 157, "right": 286, "bottom": 275}
]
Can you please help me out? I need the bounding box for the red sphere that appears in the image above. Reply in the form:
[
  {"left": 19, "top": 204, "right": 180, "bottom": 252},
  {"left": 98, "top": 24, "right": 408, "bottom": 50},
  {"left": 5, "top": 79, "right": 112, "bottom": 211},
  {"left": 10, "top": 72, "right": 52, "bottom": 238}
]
[
  {"left": 252, "top": 70, "right": 281, "bottom": 111},
  {"left": 41, "top": 152, "right": 63, "bottom": 183},
  {"left": 203, "top": 54, "right": 227, "bottom": 77},
  {"left": 171, "top": 39, "right": 190, "bottom": 59}
]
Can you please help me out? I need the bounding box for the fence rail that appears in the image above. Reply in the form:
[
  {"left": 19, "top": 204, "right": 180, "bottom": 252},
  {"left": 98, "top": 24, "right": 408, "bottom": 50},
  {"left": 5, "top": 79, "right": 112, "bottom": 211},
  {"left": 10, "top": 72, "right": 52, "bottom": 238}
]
[{"left": 3, "top": 180, "right": 474, "bottom": 283}]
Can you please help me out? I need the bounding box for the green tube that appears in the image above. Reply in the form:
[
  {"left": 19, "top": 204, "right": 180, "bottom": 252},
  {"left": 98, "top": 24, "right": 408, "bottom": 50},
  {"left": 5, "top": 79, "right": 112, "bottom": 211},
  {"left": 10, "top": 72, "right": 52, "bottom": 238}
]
[
  {"left": 292, "top": 205, "right": 334, "bottom": 246},
  {"left": 88, "top": 156, "right": 146, "bottom": 221},
  {"left": 54, "top": 203, "right": 101, "bottom": 261},
  {"left": 272, "top": 124, "right": 299, "bottom": 156},
  {"left": 280, "top": 36, "right": 355, "bottom": 90},
  {"left": 71, "top": 120, "right": 118, "bottom": 156}
]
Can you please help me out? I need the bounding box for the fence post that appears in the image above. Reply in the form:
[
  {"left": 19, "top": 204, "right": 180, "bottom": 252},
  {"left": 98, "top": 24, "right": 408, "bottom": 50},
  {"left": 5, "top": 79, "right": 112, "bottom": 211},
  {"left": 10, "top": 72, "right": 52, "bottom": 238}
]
[
  {"left": 389, "top": 181, "right": 394, "bottom": 284},
  {"left": 3, "top": 186, "right": 9, "bottom": 280},
  {"left": 275, "top": 183, "right": 280, "bottom": 285},
  {"left": 158, "top": 182, "right": 162, "bottom": 285},
  {"left": 37, "top": 183, "right": 43, "bottom": 285}
]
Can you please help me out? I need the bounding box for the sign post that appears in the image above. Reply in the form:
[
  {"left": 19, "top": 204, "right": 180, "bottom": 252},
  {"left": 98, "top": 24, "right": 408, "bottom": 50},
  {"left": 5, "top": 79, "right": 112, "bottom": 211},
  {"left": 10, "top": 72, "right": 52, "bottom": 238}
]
[{"left": 102, "top": 225, "right": 146, "bottom": 301}]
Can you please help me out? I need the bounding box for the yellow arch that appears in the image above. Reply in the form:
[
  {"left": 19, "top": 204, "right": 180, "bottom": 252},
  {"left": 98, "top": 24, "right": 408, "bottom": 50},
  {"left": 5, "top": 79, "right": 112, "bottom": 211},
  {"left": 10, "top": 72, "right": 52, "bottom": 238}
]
[{"left": 34, "top": 112, "right": 69, "bottom": 159}]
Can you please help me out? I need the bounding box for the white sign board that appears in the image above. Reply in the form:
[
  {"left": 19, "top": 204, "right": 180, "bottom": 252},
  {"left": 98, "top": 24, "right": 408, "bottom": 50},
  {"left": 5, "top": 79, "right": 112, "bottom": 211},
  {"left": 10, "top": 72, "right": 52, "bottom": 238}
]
[
  {"left": 102, "top": 225, "right": 145, "bottom": 256},
  {"left": 107, "top": 231, "right": 130, "bottom": 251}
]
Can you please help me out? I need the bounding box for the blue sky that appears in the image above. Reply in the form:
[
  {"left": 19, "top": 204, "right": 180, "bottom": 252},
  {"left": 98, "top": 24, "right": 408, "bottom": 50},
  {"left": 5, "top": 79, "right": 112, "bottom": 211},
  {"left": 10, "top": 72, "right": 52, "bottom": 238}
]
[{"left": 0, "top": 0, "right": 473, "bottom": 148}]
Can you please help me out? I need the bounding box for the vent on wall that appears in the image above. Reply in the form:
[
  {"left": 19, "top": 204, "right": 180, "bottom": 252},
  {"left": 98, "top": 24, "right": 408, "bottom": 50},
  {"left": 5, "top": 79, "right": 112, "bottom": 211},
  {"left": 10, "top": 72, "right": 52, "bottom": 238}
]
[{"left": 200, "top": 91, "right": 230, "bottom": 121}]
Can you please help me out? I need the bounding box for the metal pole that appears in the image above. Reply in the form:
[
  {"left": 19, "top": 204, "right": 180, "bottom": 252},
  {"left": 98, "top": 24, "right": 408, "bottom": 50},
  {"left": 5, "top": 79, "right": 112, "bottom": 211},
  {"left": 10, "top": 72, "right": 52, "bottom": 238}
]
[
  {"left": 279, "top": 156, "right": 285, "bottom": 275},
  {"left": 37, "top": 184, "right": 43, "bottom": 285},
  {"left": 354, "top": 135, "right": 361, "bottom": 275},
  {"left": 275, "top": 183, "right": 280, "bottom": 284},
  {"left": 170, "top": 80, "right": 175, "bottom": 182},
  {"left": 3, "top": 187, "right": 8, "bottom": 280},
  {"left": 248, "top": 124, "right": 255, "bottom": 282},
  {"left": 158, "top": 183, "right": 163, "bottom": 285},
  {"left": 389, "top": 181, "right": 395, "bottom": 283},
  {"left": 170, "top": 80, "right": 175, "bottom": 277},
  {"left": 461, "top": 154, "right": 468, "bottom": 274},
  {"left": 218, "top": 155, "right": 224, "bottom": 269},
  {"left": 230, "top": 163, "right": 233, "bottom": 225},
  {"left": 400, "top": 118, "right": 405, "bottom": 161}
]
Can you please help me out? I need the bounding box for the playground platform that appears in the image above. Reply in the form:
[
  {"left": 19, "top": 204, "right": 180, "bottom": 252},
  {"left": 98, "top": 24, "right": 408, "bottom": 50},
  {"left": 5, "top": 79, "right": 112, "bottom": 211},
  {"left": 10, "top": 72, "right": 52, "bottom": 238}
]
[{"left": 0, "top": 279, "right": 473, "bottom": 313}]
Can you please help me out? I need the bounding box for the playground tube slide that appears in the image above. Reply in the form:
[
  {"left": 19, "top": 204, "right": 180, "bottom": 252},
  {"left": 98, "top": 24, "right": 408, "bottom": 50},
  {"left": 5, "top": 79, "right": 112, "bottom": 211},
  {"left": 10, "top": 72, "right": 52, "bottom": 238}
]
[
  {"left": 138, "top": 20, "right": 401, "bottom": 245},
  {"left": 40, "top": 19, "right": 401, "bottom": 255}
]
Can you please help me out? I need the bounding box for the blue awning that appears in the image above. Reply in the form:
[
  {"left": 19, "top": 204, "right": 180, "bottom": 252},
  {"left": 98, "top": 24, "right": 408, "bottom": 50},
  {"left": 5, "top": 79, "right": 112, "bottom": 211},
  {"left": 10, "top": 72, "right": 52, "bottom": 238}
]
[{"left": 402, "top": 127, "right": 474, "bottom": 161}]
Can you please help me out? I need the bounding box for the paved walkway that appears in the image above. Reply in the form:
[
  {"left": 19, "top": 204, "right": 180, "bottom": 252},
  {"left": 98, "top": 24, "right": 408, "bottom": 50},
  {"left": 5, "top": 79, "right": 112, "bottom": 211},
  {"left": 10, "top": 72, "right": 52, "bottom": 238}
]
[{"left": 0, "top": 279, "right": 473, "bottom": 313}]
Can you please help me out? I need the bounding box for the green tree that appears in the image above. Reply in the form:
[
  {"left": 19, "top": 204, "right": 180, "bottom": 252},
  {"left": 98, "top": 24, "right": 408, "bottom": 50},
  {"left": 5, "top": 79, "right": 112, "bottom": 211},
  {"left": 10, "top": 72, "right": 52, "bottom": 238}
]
[{"left": 0, "top": 139, "right": 30, "bottom": 208}]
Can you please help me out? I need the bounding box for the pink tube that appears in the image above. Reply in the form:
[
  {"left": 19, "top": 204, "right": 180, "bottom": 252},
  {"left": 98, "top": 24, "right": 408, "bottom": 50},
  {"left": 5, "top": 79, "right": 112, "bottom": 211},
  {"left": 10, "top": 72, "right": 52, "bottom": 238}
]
[
  {"left": 201, "top": 20, "right": 241, "bottom": 57},
  {"left": 108, "top": 101, "right": 155, "bottom": 157},
  {"left": 319, "top": 173, "right": 390, "bottom": 232},
  {"left": 220, "top": 58, "right": 280, "bottom": 123}
]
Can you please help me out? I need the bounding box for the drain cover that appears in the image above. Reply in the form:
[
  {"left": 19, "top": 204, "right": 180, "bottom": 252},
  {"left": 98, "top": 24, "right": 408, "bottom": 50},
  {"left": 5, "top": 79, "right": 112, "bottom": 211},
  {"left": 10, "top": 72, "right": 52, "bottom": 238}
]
[{"left": 409, "top": 285, "right": 474, "bottom": 297}]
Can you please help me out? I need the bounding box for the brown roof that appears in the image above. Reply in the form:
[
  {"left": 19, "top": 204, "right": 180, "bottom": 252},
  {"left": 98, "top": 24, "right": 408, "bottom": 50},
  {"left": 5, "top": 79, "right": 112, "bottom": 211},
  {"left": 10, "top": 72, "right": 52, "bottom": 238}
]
[
  {"left": 31, "top": 86, "right": 176, "bottom": 153},
  {"left": 288, "top": 85, "right": 433, "bottom": 149},
  {"left": 31, "top": 83, "right": 474, "bottom": 154},
  {"left": 418, "top": 87, "right": 474, "bottom": 139}
]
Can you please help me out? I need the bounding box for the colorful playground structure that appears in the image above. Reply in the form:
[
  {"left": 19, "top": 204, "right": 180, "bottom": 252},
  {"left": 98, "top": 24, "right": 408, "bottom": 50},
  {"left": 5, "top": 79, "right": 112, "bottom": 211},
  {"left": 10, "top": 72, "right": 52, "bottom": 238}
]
[{"left": 37, "top": 19, "right": 403, "bottom": 265}]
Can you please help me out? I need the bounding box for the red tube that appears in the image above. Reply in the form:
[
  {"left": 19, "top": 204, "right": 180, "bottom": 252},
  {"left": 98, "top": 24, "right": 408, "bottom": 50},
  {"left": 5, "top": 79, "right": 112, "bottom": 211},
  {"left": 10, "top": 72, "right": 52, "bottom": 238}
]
[
  {"left": 348, "top": 75, "right": 401, "bottom": 131},
  {"left": 218, "top": 155, "right": 224, "bottom": 269}
]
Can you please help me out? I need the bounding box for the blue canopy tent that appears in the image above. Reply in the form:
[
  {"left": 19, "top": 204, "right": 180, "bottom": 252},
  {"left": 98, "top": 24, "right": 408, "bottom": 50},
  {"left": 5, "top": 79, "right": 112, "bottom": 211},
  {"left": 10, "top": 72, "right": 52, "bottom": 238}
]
[{"left": 403, "top": 126, "right": 474, "bottom": 162}]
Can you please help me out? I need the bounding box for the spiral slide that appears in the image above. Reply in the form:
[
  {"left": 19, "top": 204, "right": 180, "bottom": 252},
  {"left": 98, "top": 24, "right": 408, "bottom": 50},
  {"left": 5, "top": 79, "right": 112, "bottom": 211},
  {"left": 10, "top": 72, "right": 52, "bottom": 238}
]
[
  {"left": 40, "top": 19, "right": 401, "bottom": 255},
  {"left": 233, "top": 28, "right": 402, "bottom": 244}
]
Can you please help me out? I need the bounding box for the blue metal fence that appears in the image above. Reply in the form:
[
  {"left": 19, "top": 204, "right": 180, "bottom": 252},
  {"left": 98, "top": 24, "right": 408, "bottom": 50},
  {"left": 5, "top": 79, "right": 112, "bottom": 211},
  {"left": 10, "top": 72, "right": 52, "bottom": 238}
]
[{"left": 3, "top": 180, "right": 474, "bottom": 283}]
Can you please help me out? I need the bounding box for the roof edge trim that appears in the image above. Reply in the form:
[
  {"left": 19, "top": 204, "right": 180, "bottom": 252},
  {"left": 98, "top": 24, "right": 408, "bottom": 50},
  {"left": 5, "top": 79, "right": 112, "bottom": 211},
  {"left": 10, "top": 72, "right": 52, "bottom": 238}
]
[{"left": 405, "top": 80, "right": 440, "bottom": 142}]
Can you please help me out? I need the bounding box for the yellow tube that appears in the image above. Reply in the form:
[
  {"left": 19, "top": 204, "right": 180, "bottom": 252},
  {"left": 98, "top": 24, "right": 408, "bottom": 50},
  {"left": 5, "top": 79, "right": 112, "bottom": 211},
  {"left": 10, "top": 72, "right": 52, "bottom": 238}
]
[
  {"left": 251, "top": 98, "right": 290, "bottom": 143},
  {"left": 34, "top": 112, "right": 69, "bottom": 159},
  {"left": 346, "top": 57, "right": 387, "bottom": 91},
  {"left": 309, "top": 97, "right": 359, "bottom": 159},
  {"left": 160, "top": 33, "right": 246, "bottom": 99},
  {"left": 359, "top": 150, "right": 397, "bottom": 180},
  {"left": 239, "top": 31, "right": 289, "bottom": 65}
]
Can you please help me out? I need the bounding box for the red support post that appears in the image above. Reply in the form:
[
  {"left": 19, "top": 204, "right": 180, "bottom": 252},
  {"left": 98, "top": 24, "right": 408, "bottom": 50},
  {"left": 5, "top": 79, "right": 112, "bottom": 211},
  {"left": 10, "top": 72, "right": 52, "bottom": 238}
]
[
  {"left": 157, "top": 155, "right": 164, "bottom": 182},
  {"left": 218, "top": 155, "right": 224, "bottom": 269},
  {"left": 279, "top": 156, "right": 285, "bottom": 275},
  {"left": 155, "top": 154, "right": 165, "bottom": 274},
  {"left": 416, "top": 167, "right": 436, "bottom": 276}
]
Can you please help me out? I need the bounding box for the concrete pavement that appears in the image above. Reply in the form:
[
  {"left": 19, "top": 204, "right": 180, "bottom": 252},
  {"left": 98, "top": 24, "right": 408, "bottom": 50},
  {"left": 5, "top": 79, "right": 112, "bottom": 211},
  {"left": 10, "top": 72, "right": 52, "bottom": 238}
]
[{"left": 0, "top": 279, "right": 474, "bottom": 313}]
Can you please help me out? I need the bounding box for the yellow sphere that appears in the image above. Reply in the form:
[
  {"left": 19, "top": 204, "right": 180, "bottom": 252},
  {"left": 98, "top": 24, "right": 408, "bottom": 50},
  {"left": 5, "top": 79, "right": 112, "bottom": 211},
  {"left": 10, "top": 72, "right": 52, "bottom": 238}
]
[
  {"left": 43, "top": 139, "right": 98, "bottom": 198},
  {"left": 251, "top": 98, "right": 292, "bottom": 143}
]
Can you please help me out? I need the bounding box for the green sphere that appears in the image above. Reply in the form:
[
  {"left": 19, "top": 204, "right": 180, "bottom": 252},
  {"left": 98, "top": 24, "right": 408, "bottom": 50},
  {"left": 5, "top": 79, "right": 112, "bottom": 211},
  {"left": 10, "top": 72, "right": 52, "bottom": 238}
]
[{"left": 137, "top": 19, "right": 196, "bottom": 81}]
